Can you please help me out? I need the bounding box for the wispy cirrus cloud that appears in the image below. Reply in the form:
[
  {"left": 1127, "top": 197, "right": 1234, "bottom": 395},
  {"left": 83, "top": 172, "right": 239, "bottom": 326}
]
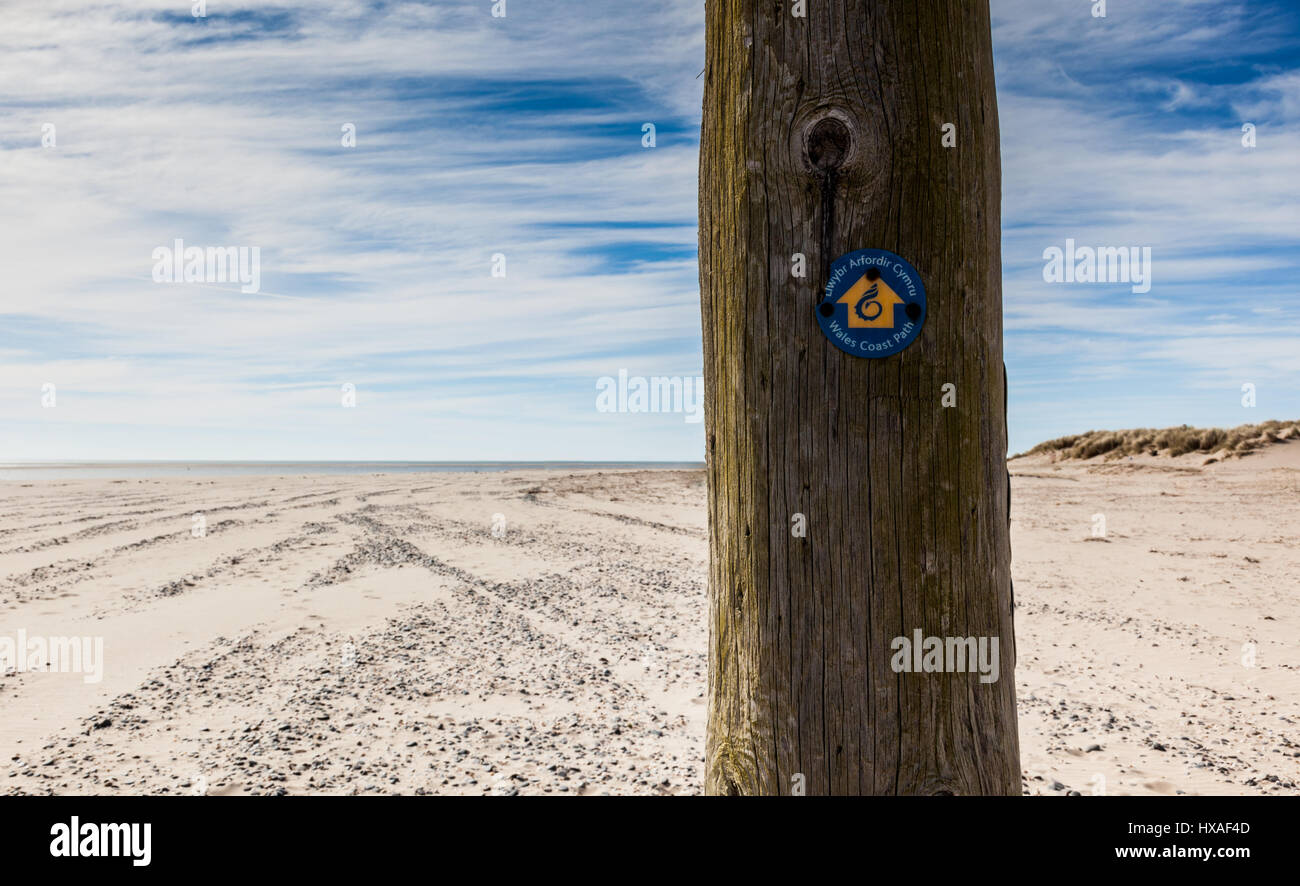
[
  {"left": 993, "top": 0, "right": 1300, "bottom": 450},
  {"left": 2, "top": 0, "right": 1297, "bottom": 459},
  {"left": 1, "top": 0, "right": 706, "bottom": 460}
]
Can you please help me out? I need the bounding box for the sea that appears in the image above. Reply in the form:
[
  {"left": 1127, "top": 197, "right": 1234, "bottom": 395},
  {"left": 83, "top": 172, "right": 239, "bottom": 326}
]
[{"left": 0, "top": 462, "right": 705, "bottom": 481}]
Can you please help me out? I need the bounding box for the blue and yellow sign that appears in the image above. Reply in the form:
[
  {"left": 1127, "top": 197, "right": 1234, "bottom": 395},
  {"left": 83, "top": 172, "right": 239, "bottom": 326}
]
[{"left": 815, "top": 248, "right": 926, "bottom": 358}]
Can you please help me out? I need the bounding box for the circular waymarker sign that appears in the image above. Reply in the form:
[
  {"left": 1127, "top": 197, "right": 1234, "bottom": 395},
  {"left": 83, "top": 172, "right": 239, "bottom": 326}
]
[{"left": 815, "top": 248, "right": 926, "bottom": 359}]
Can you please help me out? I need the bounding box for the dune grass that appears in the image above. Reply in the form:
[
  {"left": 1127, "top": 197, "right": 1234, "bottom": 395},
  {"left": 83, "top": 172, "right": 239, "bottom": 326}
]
[{"left": 1014, "top": 419, "right": 1300, "bottom": 461}]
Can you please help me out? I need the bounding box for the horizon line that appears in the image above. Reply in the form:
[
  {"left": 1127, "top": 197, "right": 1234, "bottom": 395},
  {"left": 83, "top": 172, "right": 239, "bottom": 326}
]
[{"left": 0, "top": 459, "right": 707, "bottom": 466}]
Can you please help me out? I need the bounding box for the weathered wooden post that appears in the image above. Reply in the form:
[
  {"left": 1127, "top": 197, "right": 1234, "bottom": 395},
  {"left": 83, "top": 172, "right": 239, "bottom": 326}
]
[{"left": 698, "top": 0, "right": 1019, "bottom": 795}]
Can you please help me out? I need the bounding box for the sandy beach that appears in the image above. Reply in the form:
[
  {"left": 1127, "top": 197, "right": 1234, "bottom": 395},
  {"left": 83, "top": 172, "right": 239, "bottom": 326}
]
[{"left": 2, "top": 453, "right": 1298, "bottom": 795}]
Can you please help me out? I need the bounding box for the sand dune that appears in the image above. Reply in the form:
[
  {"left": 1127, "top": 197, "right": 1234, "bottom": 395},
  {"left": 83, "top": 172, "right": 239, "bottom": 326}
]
[{"left": 2, "top": 453, "right": 1297, "bottom": 795}]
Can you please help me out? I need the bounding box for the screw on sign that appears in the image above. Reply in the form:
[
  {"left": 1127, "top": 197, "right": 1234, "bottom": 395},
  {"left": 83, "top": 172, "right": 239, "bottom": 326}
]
[{"left": 815, "top": 248, "right": 927, "bottom": 359}]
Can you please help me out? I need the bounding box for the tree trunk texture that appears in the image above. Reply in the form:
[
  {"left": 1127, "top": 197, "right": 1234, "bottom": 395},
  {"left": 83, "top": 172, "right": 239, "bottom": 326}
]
[{"left": 698, "top": 0, "right": 1019, "bottom": 795}]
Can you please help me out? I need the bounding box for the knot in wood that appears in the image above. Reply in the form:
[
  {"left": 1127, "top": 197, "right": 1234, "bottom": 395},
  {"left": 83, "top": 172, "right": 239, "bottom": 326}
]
[{"left": 806, "top": 117, "right": 852, "bottom": 172}]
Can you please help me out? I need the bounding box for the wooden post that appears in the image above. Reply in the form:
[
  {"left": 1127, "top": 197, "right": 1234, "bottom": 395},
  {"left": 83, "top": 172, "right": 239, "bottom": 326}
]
[{"left": 698, "top": 0, "right": 1020, "bottom": 795}]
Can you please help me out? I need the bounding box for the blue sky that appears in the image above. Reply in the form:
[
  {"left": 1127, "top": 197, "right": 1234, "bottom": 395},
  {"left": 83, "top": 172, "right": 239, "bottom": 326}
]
[{"left": 1, "top": 0, "right": 1298, "bottom": 460}]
